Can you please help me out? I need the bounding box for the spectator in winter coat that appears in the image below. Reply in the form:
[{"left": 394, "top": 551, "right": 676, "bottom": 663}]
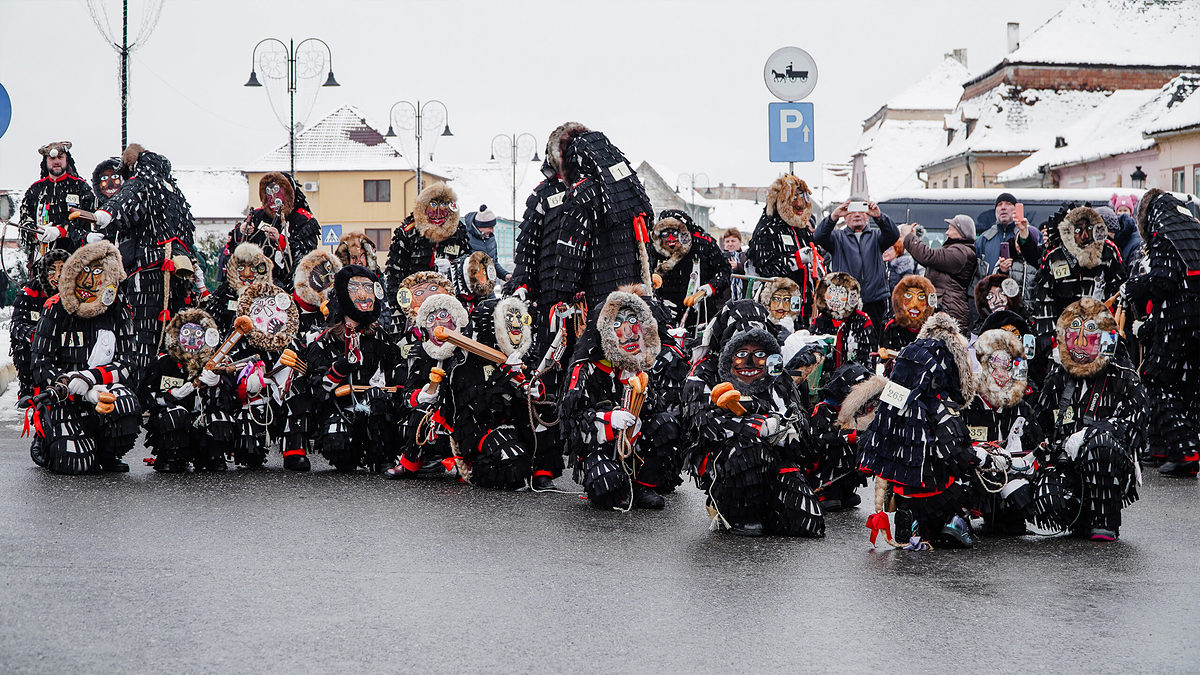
[
  {"left": 901, "top": 215, "right": 977, "bottom": 332},
  {"left": 464, "top": 205, "right": 511, "bottom": 281},
  {"left": 975, "top": 193, "right": 1042, "bottom": 300},
  {"left": 813, "top": 200, "right": 900, "bottom": 328},
  {"left": 722, "top": 227, "right": 748, "bottom": 299},
  {"left": 1096, "top": 205, "right": 1143, "bottom": 274}
]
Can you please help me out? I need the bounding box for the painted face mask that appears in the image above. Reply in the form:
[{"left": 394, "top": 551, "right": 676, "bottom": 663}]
[
  {"left": 236, "top": 258, "right": 269, "bottom": 286},
  {"left": 791, "top": 191, "right": 809, "bottom": 214},
  {"left": 402, "top": 279, "right": 450, "bottom": 317},
  {"left": 308, "top": 260, "right": 335, "bottom": 295},
  {"left": 46, "top": 260, "right": 64, "bottom": 293},
  {"left": 248, "top": 295, "right": 288, "bottom": 336},
  {"left": 658, "top": 227, "right": 684, "bottom": 253},
  {"left": 98, "top": 170, "right": 122, "bottom": 198},
  {"left": 75, "top": 263, "right": 104, "bottom": 304},
  {"left": 825, "top": 285, "right": 849, "bottom": 318},
  {"left": 768, "top": 292, "right": 795, "bottom": 320},
  {"left": 425, "top": 199, "right": 457, "bottom": 226},
  {"left": 503, "top": 305, "right": 526, "bottom": 349},
  {"left": 901, "top": 288, "right": 929, "bottom": 321},
  {"left": 424, "top": 306, "right": 458, "bottom": 346},
  {"left": 350, "top": 251, "right": 370, "bottom": 266},
  {"left": 613, "top": 309, "right": 644, "bottom": 357},
  {"left": 986, "top": 286, "right": 1007, "bottom": 313},
  {"left": 264, "top": 182, "right": 284, "bottom": 214},
  {"left": 178, "top": 322, "right": 206, "bottom": 352},
  {"left": 1063, "top": 316, "right": 1102, "bottom": 365},
  {"left": 986, "top": 351, "right": 1018, "bottom": 389},
  {"left": 731, "top": 342, "right": 768, "bottom": 385},
  {"left": 346, "top": 276, "right": 376, "bottom": 314}
]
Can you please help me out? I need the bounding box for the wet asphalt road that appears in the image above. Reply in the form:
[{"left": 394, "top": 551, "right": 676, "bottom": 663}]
[{"left": 0, "top": 433, "right": 1197, "bottom": 674}]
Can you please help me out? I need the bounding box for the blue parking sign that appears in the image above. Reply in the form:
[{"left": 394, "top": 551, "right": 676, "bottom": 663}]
[
  {"left": 322, "top": 224, "right": 342, "bottom": 246},
  {"left": 768, "top": 102, "right": 814, "bottom": 163}
]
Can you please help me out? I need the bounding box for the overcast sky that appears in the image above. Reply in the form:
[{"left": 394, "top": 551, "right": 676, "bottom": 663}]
[{"left": 1, "top": 0, "right": 1071, "bottom": 194}]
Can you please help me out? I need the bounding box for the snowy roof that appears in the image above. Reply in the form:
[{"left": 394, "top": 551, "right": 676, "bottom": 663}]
[
  {"left": 437, "top": 160, "right": 546, "bottom": 222},
  {"left": 999, "top": 74, "right": 1200, "bottom": 182},
  {"left": 1145, "top": 77, "right": 1200, "bottom": 135},
  {"left": 245, "top": 104, "right": 414, "bottom": 173},
  {"left": 886, "top": 55, "right": 969, "bottom": 111},
  {"left": 173, "top": 168, "right": 249, "bottom": 219},
  {"left": 640, "top": 161, "right": 718, "bottom": 209},
  {"left": 832, "top": 118, "right": 949, "bottom": 202},
  {"left": 1000, "top": 0, "right": 1200, "bottom": 69}
]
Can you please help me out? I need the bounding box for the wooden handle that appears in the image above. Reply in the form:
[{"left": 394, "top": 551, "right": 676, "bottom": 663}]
[
  {"left": 433, "top": 326, "right": 506, "bottom": 364},
  {"left": 711, "top": 381, "right": 735, "bottom": 404},
  {"left": 94, "top": 391, "right": 117, "bottom": 414},
  {"left": 716, "top": 390, "right": 747, "bottom": 416},
  {"left": 335, "top": 384, "right": 398, "bottom": 398}
]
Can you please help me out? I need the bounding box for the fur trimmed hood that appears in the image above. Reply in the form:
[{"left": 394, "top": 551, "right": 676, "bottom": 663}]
[
  {"left": 471, "top": 296, "right": 533, "bottom": 358},
  {"left": 293, "top": 249, "right": 342, "bottom": 310},
  {"left": 717, "top": 327, "right": 781, "bottom": 395},
  {"left": 1056, "top": 298, "right": 1117, "bottom": 379},
  {"left": 452, "top": 251, "right": 497, "bottom": 299},
  {"left": 756, "top": 276, "right": 803, "bottom": 323},
  {"left": 237, "top": 282, "right": 299, "bottom": 351},
  {"left": 974, "top": 329, "right": 1027, "bottom": 409},
  {"left": 547, "top": 122, "right": 589, "bottom": 176},
  {"left": 416, "top": 292, "right": 469, "bottom": 361},
  {"left": 1058, "top": 206, "right": 1107, "bottom": 269},
  {"left": 258, "top": 172, "right": 295, "bottom": 216},
  {"left": 766, "top": 174, "right": 813, "bottom": 229},
  {"left": 60, "top": 241, "right": 126, "bottom": 319},
  {"left": 815, "top": 272, "right": 862, "bottom": 319},
  {"left": 890, "top": 274, "right": 937, "bottom": 331},
  {"left": 36, "top": 248, "right": 70, "bottom": 296},
  {"left": 1137, "top": 188, "right": 1165, "bottom": 240},
  {"left": 397, "top": 271, "right": 453, "bottom": 320},
  {"left": 412, "top": 183, "right": 460, "bottom": 243},
  {"left": 334, "top": 231, "right": 380, "bottom": 272},
  {"left": 164, "top": 308, "right": 219, "bottom": 376},
  {"left": 91, "top": 157, "right": 122, "bottom": 201},
  {"left": 597, "top": 291, "right": 659, "bottom": 373},
  {"left": 974, "top": 273, "right": 1023, "bottom": 317},
  {"left": 651, "top": 210, "right": 694, "bottom": 269},
  {"left": 226, "top": 242, "right": 273, "bottom": 294},
  {"left": 917, "top": 311, "right": 974, "bottom": 402},
  {"left": 332, "top": 264, "right": 382, "bottom": 327},
  {"left": 837, "top": 375, "right": 887, "bottom": 431}
]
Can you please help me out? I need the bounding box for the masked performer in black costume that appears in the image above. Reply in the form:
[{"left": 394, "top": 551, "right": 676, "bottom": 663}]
[
  {"left": 384, "top": 183, "right": 471, "bottom": 324},
  {"left": 648, "top": 209, "right": 729, "bottom": 326},
  {"left": 11, "top": 249, "right": 68, "bottom": 398},
  {"left": 746, "top": 175, "right": 819, "bottom": 326}
]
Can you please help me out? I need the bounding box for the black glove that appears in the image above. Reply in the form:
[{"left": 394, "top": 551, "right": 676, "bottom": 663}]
[{"left": 330, "top": 358, "right": 360, "bottom": 380}]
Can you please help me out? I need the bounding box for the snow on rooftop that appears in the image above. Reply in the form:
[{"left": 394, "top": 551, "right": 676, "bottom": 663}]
[
  {"left": 999, "top": 74, "right": 1200, "bottom": 182},
  {"left": 1145, "top": 76, "right": 1200, "bottom": 135},
  {"left": 245, "top": 104, "right": 413, "bottom": 173},
  {"left": 887, "top": 55, "right": 969, "bottom": 111},
  {"left": 1007, "top": 0, "right": 1200, "bottom": 68},
  {"left": 828, "top": 118, "right": 948, "bottom": 203},
  {"left": 173, "top": 168, "right": 248, "bottom": 219}
]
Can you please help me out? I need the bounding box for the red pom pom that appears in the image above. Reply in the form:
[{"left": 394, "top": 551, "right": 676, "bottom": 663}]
[
  {"left": 161, "top": 259, "right": 176, "bottom": 273},
  {"left": 158, "top": 309, "right": 171, "bottom": 322}
]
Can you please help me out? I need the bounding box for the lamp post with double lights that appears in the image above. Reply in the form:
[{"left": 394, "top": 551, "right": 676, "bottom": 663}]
[
  {"left": 384, "top": 100, "right": 453, "bottom": 193},
  {"left": 490, "top": 133, "right": 540, "bottom": 223},
  {"left": 676, "top": 172, "right": 714, "bottom": 214},
  {"left": 244, "top": 37, "right": 339, "bottom": 177}
]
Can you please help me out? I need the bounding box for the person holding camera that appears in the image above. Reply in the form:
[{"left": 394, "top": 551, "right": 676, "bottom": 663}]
[
  {"left": 976, "top": 193, "right": 1042, "bottom": 301},
  {"left": 813, "top": 200, "right": 899, "bottom": 328}
]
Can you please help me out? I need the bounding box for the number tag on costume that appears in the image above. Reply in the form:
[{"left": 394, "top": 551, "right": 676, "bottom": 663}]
[
  {"left": 275, "top": 293, "right": 291, "bottom": 310},
  {"left": 1052, "top": 262, "right": 1070, "bottom": 280},
  {"left": 205, "top": 328, "right": 220, "bottom": 347},
  {"left": 88, "top": 329, "right": 116, "bottom": 367},
  {"left": 30, "top": 311, "right": 39, "bottom": 322},
  {"left": 66, "top": 194, "right": 80, "bottom": 206},
  {"left": 395, "top": 287, "right": 412, "bottom": 309},
  {"left": 968, "top": 426, "right": 989, "bottom": 442},
  {"left": 880, "top": 381, "right": 911, "bottom": 409},
  {"left": 608, "top": 162, "right": 632, "bottom": 181},
  {"left": 160, "top": 376, "right": 184, "bottom": 391},
  {"left": 227, "top": 300, "right": 239, "bottom": 311},
  {"left": 400, "top": 343, "right": 411, "bottom": 359},
  {"left": 445, "top": 245, "right": 460, "bottom": 257},
  {"left": 1054, "top": 407, "right": 1076, "bottom": 425},
  {"left": 547, "top": 192, "right": 565, "bottom": 209},
  {"left": 483, "top": 365, "right": 495, "bottom": 380},
  {"left": 780, "top": 234, "right": 795, "bottom": 248}
]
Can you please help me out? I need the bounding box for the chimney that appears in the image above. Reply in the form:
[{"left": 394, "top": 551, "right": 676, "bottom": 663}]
[
  {"left": 950, "top": 48, "right": 968, "bottom": 68},
  {"left": 1007, "top": 22, "right": 1020, "bottom": 54}
]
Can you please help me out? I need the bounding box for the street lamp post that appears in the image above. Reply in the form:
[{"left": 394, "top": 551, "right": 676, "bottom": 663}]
[
  {"left": 490, "top": 133, "right": 540, "bottom": 222},
  {"left": 244, "top": 37, "right": 339, "bottom": 177},
  {"left": 385, "top": 100, "right": 453, "bottom": 193},
  {"left": 676, "top": 172, "right": 713, "bottom": 212}
]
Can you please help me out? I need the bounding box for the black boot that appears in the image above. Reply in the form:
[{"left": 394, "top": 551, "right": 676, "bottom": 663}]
[
  {"left": 153, "top": 458, "right": 188, "bottom": 474},
  {"left": 729, "top": 522, "right": 764, "bottom": 537},
  {"left": 632, "top": 483, "right": 665, "bottom": 510},
  {"left": 1158, "top": 460, "right": 1199, "bottom": 478},
  {"left": 195, "top": 455, "right": 228, "bottom": 472},
  {"left": 99, "top": 456, "right": 130, "bottom": 473},
  {"left": 936, "top": 515, "right": 977, "bottom": 549},
  {"left": 532, "top": 474, "right": 557, "bottom": 491},
  {"left": 283, "top": 451, "right": 311, "bottom": 472}
]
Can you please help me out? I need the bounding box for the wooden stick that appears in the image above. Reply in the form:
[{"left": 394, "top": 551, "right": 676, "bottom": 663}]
[
  {"left": 204, "top": 316, "right": 254, "bottom": 372},
  {"left": 335, "top": 384, "right": 399, "bottom": 397},
  {"left": 433, "top": 326, "right": 506, "bottom": 364}
]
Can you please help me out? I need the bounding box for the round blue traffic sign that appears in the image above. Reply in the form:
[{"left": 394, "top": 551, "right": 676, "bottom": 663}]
[{"left": 0, "top": 82, "right": 10, "bottom": 140}]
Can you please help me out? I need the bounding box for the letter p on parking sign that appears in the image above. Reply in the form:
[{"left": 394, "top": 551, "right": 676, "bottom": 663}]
[{"left": 768, "top": 102, "right": 814, "bottom": 163}]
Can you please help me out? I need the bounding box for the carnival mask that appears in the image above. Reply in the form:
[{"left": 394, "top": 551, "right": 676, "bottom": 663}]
[
  {"left": 986, "top": 352, "right": 1022, "bottom": 389},
  {"left": 46, "top": 260, "right": 64, "bottom": 292},
  {"left": 1063, "top": 316, "right": 1102, "bottom": 365},
  {"left": 98, "top": 170, "right": 122, "bottom": 198},
  {"left": 986, "top": 286, "right": 1007, "bottom": 313},
  {"left": 308, "top": 260, "right": 335, "bottom": 295},
  {"left": 74, "top": 263, "right": 104, "bottom": 304},
  {"left": 791, "top": 190, "right": 809, "bottom": 213},
  {"left": 503, "top": 305, "right": 526, "bottom": 349},
  {"left": 399, "top": 279, "right": 450, "bottom": 317},
  {"left": 658, "top": 227, "right": 683, "bottom": 252},
  {"left": 425, "top": 199, "right": 457, "bottom": 226},
  {"left": 425, "top": 306, "right": 458, "bottom": 346},
  {"left": 236, "top": 258, "right": 269, "bottom": 286},
  {"left": 349, "top": 250, "right": 370, "bottom": 267},
  {"left": 901, "top": 287, "right": 930, "bottom": 321},
  {"left": 346, "top": 276, "right": 376, "bottom": 314},
  {"left": 825, "top": 285, "right": 853, "bottom": 319},
  {"left": 613, "top": 309, "right": 644, "bottom": 356},
  {"left": 768, "top": 291, "right": 797, "bottom": 320},
  {"left": 178, "top": 322, "right": 206, "bottom": 352},
  {"left": 264, "top": 182, "right": 284, "bottom": 214},
  {"left": 732, "top": 343, "right": 768, "bottom": 384},
  {"left": 248, "top": 295, "right": 288, "bottom": 335}
]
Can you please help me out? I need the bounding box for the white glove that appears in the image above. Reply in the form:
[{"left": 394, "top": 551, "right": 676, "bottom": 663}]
[
  {"left": 758, "top": 415, "right": 782, "bottom": 438},
  {"left": 37, "top": 226, "right": 62, "bottom": 243},
  {"left": 505, "top": 350, "right": 524, "bottom": 367},
  {"left": 609, "top": 410, "right": 637, "bottom": 431},
  {"left": 1009, "top": 453, "right": 1036, "bottom": 474},
  {"left": 416, "top": 385, "right": 438, "bottom": 404},
  {"left": 168, "top": 382, "right": 195, "bottom": 399},
  {"left": 66, "top": 371, "right": 96, "bottom": 396},
  {"left": 1064, "top": 430, "right": 1087, "bottom": 460},
  {"left": 512, "top": 286, "right": 528, "bottom": 302},
  {"left": 199, "top": 369, "right": 221, "bottom": 387},
  {"left": 696, "top": 284, "right": 713, "bottom": 299},
  {"left": 85, "top": 232, "right": 105, "bottom": 244},
  {"left": 434, "top": 258, "right": 452, "bottom": 276},
  {"left": 95, "top": 210, "right": 113, "bottom": 227},
  {"left": 989, "top": 452, "right": 1010, "bottom": 472},
  {"left": 798, "top": 247, "right": 813, "bottom": 266}
]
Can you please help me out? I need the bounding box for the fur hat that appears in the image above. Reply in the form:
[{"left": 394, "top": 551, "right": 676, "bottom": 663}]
[
  {"left": 258, "top": 172, "right": 295, "bottom": 216},
  {"left": 547, "top": 122, "right": 589, "bottom": 176},
  {"left": 293, "top": 249, "right": 342, "bottom": 311},
  {"left": 974, "top": 273, "right": 1023, "bottom": 317},
  {"left": 1056, "top": 298, "right": 1118, "bottom": 379},
  {"left": 890, "top": 274, "right": 937, "bottom": 331},
  {"left": 1058, "top": 206, "right": 1107, "bottom": 269},
  {"left": 452, "top": 251, "right": 497, "bottom": 299},
  {"left": 397, "top": 271, "right": 453, "bottom": 320},
  {"left": 163, "top": 308, "right": 219, "bottom": 376},
  {"left": 651, "top": 210, "right": 694, "bottom": 269},
  {"left": 38, "top": 141, "right": 78, "bottom": 178},
  {"left": 717, "top": 327, "right": 781, "bottom": 395},
  {"left": 597, "top": 291, "right": 659, "bottom": 373},
  {"left": 471, "top": 296, "right": 533, "bottom": 358},
  {"left": 974, "top": 329, "right": 1027, "bottom": 409},
  {"left": 837, "top": 375, "right": 887, "bottom": 431},
  {"left": 59, "top": 241, "right": 126, "bottom": 319},
  {"left": 756, "top": 276, "right": 803, "bottom": 323},
  {"left": 917, "top": 312, "right": 974, "bottom": 403},
  {"left": 332, "top": 265, "right": 382, "bottom": 327},
  {"left": 237, "top": 282, "right": 299, "bottom": 351},
  {"left": 412, "top": 183, "right": 460, "bottom": 243},
  {"left": 766, "top": 175, "right": 813, "bottom": 229},
  {"left": 416, "top": 292, "right": 469, "bottom": 361},
  {"left": 35, "top": 248, "right": 70, "bottom": 296},
  {"left": 814, "top": 272, "right": 862, "bottom": 319},
  {"left": 226, "top": 242, "right": 273, "bottom": 294},
  {"left": 334, "top": 231, "right": 380, "bottom": 271}
]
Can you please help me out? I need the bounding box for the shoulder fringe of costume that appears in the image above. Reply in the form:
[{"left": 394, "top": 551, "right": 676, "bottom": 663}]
[
  {"left": 237, "top": 282, "right": 299, "bottom": 351},
  {"left": 918, "top": 311, "right": 974, "bottom": 402},
  {"left": 59, "top": 240, "right": 125, "bottom": 319},
  {"left": 259, "top": 172, "right": 295, "bottom": 215},
  {"left": 164, "top": 308, "right": 219, "bottom": 375},
  {"left": 717, "top": 327, "right": 780, "bottom": 395},
  {"left": 597, "top": 291, "right": 659, "bottom": 372},
  {"left": 891, "top": 274, "right": 937, "bottom": 330},
  {"left": 974, "top": 329, "right": 1026, "bottom": 409},
  {"left": 651, "top": 216, "right": 693, "bottom": 270},
  {"left": 293, "top": 248, "right": 342, "bottom": 308},
  {"left": 1060, "top": 206, "right": 1105, "bottom": 268},
  {"left": 493, "top": 295, "right": 532, "bottom": 358},
  {"left": 1056, "top": 298, "right": 1117, "bottom": 378},
  {"left": 766, "top": 175, "right": 813, "bottom": 228},
  {"left": 413, "top": 183, "right": 460, "bottom": 243},
  {"left": 838, "top": 375, "right": 888, "bottom": 431},
  {"left": 417, "top": 292, "right": 470, "bottom": 361},
  {"left": 228, "top": 242, "right": 272, "bottom": 290},
  {"left": 815, "top": 272, "right": 862, "bottom": 314}
]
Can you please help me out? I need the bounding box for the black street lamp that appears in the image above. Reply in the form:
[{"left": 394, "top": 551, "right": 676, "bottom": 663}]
[
  {"left": 1130, "top": 165, "right": 1147, "bottom": 190},
  {"left": 384, "top": 100, "right": 452, "bottom": 192},
  {"left": 244, "top": 37, "right": 339, "bottom": 177},
  {"left": 676, "top": 172, "right": 713, "bottom": 211},
  {"left": 490, "top": 133, "right": 539, "bottom": 222}
]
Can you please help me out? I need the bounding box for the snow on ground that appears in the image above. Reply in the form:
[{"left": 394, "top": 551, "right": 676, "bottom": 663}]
[{"left": 0, "top": 306, "right": 23, "bottom": 433}]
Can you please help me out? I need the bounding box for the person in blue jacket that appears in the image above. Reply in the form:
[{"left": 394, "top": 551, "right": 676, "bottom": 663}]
[
  {"left": 464, "top": 205, "right": 511, "bottom": 281},
  {"left": 813, "top": 200, "right": 900, "bottom": 328}
]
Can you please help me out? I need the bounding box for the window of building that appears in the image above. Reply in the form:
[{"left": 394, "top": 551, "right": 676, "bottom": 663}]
[
  {"left": 364, "top": 179, "right": 391, "bottom": 203},
  {"left": 953, "top": 176, "right": 959, "bottom": 188},
  {"left": 1173, "top": 168, "right": 1186, "bottom": 193},
  {"left": 942, "top": 179, "right": 948, "bottom": 188},
  {"left": 1194, "top": 166, "right": 1200, "bottom": 194},
  {"left": 364, "top": 228, "right": 391, "bottom": 251},
  {"left": 964, "top": 173, "right": 973, "bottom": 188}
]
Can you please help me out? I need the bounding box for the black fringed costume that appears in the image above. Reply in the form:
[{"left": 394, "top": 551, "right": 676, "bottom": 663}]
[
  {"left": 810, "top": 272, "right": 876, "bottom": 369},
  {"left": 746, "top": 175, "right": 818, "bottom": 326},
  {"left": 808, "top": 363, "right": 875, "bottom": 511},
  {"left": 1031, "top": 206, "right": 1126, "bottom": 338},
  {"left": 505, "top": 126, "right": 574, "bottom": 310},
  {"left": 220, "top": 172, "right": 320, "bottom": 291},
  {"left": 384, "top": 183, "right": 471, "bottom": 320},
  {"left": 649, "top": 209, "right": 730, "bottom": 326},
  {"left": 19, "top": 142, "right": 94, "bottom": 262},
  {"left": 11, "top": 249, "right": 69, "bottom": 398}
]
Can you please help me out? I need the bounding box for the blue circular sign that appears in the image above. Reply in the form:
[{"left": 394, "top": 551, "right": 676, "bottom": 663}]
[{"left": 0, "top": 82, "right": 10, "bottom": 140}]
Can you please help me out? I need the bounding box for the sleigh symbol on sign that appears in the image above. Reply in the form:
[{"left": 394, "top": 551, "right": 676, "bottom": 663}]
[{"left": 771, "top": 63, "right": 809, "bottom": 83}]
